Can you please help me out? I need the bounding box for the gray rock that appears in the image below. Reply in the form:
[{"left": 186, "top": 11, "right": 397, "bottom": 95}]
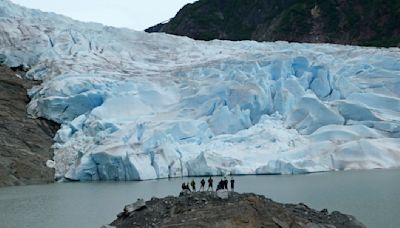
[
  {"left": 100, "top": 225, "right": 115, "bottom": 228},
  {"left": 124, "top": 198, "right": 146, "bottom": 213},
  {"left": 0, "top": 65, "right": 59, "bottom": 187},
  {"left": 216, "top": 189, "right": 229, "bottom": 199},
  {"left": 111, "top": 192, "right": 366, "bottom": 228},
  {"left": 272, "top": 217, "right": 290, "bottom": 228},
  {"left": 320, "top": 208, "right": 329, "bottom": 215},
  {"left": 179, "top": 189, "right": 191, "bottom": 196},
  {"left": 306, "top": 223, "right": 335, "bottom": 228}
]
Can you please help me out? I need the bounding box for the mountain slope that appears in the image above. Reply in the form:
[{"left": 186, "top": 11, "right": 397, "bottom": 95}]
[
  {"left": 146, "top": 0, "right": 400, "bottom": 47},
  {"left": 0, "top": 0, "right": 399, "bottom": 182},
  {"left": 0, "top": 65, "right": 59, "bottom": 187}
]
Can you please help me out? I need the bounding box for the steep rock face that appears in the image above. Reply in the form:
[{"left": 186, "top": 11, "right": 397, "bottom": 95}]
[
  {"left": 147, "top": 0, "right": 400, "bottom": 47},
  {"left": 0, "top": 65, "right": 59, "bottom": 187}
]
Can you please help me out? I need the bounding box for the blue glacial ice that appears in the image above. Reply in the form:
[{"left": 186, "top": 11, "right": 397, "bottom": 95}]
[{"left": 0, "top": 0, "right": 399, "bottom": 181}]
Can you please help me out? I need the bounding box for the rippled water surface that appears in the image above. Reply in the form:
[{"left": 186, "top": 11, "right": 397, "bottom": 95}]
[{"left": 0, "top": 169, "right": 399, "bottom": 228}]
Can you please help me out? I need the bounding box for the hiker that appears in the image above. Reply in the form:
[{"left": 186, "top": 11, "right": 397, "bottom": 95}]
[
  {"left": 207, "top": 176, "right": 213, "bottom": 191},
  {"left": 223, "top": 177, "right": 228, "bottom": 190},
  {"left": 191, "top": 179, "right": 196, "bottom": 191},
  {"left": 230, "top": 177, "right": 235, "bottom": 191},
  {"left": 200, "top": 178, "right": 206, "bottom": 191},
  {"left": 216, "top": 179, "right": 224, "bottom": 191},
  {"left": 183, "top": 182, "right": 191, "bottom": 192},
  {"left": 216, "top": 181, "right": 221, "bottom": 191}
]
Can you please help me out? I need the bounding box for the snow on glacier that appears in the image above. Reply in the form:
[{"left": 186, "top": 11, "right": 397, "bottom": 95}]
[{"left": 0, "top": 0, "right": 399, "bottom": 181}]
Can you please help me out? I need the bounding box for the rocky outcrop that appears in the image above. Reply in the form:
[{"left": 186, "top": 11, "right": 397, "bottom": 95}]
[
  {"left": 110, "top": 191, "right": 365, "bottom": 228},
  {"left": 0, "top": 65, "right": 59, "bottom": 187},
  {"left": 146, "top": 0, "right": 400, "bottom": 47}
]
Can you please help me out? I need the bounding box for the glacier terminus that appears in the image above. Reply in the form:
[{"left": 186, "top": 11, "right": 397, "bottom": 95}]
[{"left": 1, "top": 0, "right": 399, "bottom": 181}]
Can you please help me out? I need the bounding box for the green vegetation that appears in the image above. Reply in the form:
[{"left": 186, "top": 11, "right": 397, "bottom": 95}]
[
  {"left": 278, "top": 2, "right": 312, "bottom": 34},
  {"left": 157, "top": 0, "right": 400, "bottom": 47}
]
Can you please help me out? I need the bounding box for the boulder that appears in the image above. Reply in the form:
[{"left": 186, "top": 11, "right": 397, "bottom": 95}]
[
  {"left": 124, "top": 198, "right": 146, "bottom": 213},
  {"left": 216, "top": 190, "right": 229, "bottom": 199}
]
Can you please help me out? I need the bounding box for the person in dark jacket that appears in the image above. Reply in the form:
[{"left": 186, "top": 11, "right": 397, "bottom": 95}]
[
  {"left": 230, "top": 177, "right": 235, "bottom": 191},
  {"left": 216, "top": 181, "right": 221, "bottom": 191},
  {"left": 216, "top": 179, "right": 224, "bottom": 191},
  {"left": 200, "top": 178, "right": 206, "bottom": 191},
  {"left": 207, "top": 176, "right": 213, "bottom": 191},
  {"left": 223, "top": 177, "right": 228, "bottom": 190},
  {"left": 190, "top": 179, "right": 196, "bottom": 191},
  {"left": 183, "top": 182, "right": 191, "bottom": 192}
]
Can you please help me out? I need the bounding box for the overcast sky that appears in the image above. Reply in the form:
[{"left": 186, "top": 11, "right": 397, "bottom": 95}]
[{"left": 10, "top": 0, "right": 196, "bottom": 31}]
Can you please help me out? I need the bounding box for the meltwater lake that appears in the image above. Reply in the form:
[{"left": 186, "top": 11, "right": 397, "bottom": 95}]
[{"left": 0, "top": 169, "right": 399, "bottom": 228}]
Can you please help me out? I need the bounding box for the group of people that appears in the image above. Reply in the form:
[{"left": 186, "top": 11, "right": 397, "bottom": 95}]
[
  {"left": 216, "top": 177, "right": 231, "bottom": 191},
  {"left": 181, "top": 176, "right": 235, "bottom": 192}
]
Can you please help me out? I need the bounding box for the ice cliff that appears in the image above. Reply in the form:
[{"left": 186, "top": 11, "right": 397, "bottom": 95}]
[{"left": 1, "top": 0, "right": 399, "bottom": 181}]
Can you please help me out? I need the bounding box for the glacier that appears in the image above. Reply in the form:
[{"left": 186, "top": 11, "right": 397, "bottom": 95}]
[{"left": 0, "top": 0, "right": 399, "bottom": 181}]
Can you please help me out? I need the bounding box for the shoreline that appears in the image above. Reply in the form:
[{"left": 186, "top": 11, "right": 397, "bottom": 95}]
[{"left": 2, "top": 167, "right": 400, "bottom": 189}]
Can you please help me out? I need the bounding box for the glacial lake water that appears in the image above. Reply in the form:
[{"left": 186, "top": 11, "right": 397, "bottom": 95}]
[{"left": 0, "top": 169, "right": 399, "bottom": 228}]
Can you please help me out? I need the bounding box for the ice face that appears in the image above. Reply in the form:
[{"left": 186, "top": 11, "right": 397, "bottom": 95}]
[{"left": 1, "top": 0, "right": 399, "bottom": 181}]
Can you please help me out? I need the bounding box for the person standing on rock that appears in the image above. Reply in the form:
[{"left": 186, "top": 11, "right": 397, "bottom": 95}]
[
  {"left": 191, "top": 179, "right": 196, "bottom": 191},
  {"left": 216, "top": 179, "right": 224, "bottom": 191},
  {"left": 207, "top": 176, "right": 213, "bottom": 191},
  {"left": 224, "top": 177, "right": 228, "bottom": 190},
  {"left": 200, "top": 178, "right": 206, "bottom": 191},
  {"left": 230, "top": 177, "right": 235, "bottom": 191}
]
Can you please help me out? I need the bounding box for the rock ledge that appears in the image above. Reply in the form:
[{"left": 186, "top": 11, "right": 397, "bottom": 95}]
[{"left": 110, "top": 191, "right": 365, "bottom": 228}]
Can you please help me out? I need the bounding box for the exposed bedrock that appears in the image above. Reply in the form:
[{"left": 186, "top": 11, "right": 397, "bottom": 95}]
[
  {"left": 110, "top": 192, "right": 366, "bottom": 228},
  {"left": 0, "top": 65, "right": 59, "bottom": 187}
]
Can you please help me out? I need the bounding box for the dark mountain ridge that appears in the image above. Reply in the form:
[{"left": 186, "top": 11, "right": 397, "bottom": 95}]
[{"left": 146, "top": 0, "right": 400, "bottom": 47}]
